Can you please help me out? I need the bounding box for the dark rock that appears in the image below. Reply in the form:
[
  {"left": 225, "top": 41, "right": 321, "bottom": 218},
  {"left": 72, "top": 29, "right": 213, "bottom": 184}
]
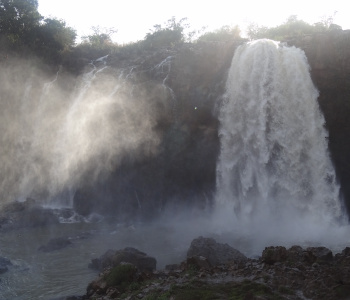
[
  {"left": 306, "top": 247, "right": 333, "bottom": 263},
  {"left": 165, "top": 264, "right": 180, "bottom": 271},
  {"left": 19, "top": 207, "right": 59, "bottom": 228},
  {"left": 186, "top": 255, "right": 212, "bottom": 270},
  {"left": 341, "top": 247, "right": 350, "bottom": 257},
  {"left": 0, "top": 199, "right": 59, "bottom": 230},
  {"left": 187, "top": 236, "right": 247, "bottom": 266},
  {"left": 262, "top": 246, "right": 288, "bottom": 265},
  {"left": 0, "top": 256, "right": 12, "bottom": 274},
  {"left": 89, "top": 247, "right": 156, "bottom": 272},
  {"left": 38, "top": 237, "right": 72, "bottom": 252}
]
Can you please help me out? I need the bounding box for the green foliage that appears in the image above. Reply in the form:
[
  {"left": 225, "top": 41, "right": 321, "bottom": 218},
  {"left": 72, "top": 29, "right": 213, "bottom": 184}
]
[
  {"left": 247, "top": 15, "right": 342, "bottom": 41},
  {"left": 34, "top": 18, "right": 76, "bottom": 63},
  {"left": 197, "top": 25, "right": 241, "bottom": 42},
  {"left": 82, "top": 26, "right": 117, "bottom": 47},
  {"left": 143, "top": 280, "right": 280, "bottom": 300},
  {"left": 0, "top": 0, "right": 76, "bottom": 64},
  {"left": 0, "top": 0, "right": 42, "bottom": 49},
  {"left": 66, "top": 26, "right": 119, "bottom": 65},
  {"left": 144, "top": 17, "right": 189, "bottom": 49},
  {"left": 104, "top": 264, "right": 137, "bottom": 290}
]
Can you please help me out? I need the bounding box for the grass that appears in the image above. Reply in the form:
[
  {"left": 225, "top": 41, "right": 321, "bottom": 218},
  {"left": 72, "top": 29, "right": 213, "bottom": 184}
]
[{"left": 139, "top": 280, "right": 284, "bottom": 300}]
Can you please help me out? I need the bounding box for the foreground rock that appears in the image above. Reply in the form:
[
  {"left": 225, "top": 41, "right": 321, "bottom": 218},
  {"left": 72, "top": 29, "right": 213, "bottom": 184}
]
[
  {"left": 89, "top": 247, "right": 157, "bottom": 272},
  {"left": 76, "top": 241, "right": 350, "bottom": 300},
  {"left": 187, "top": 236, "right": 247, "bottom": 266}
]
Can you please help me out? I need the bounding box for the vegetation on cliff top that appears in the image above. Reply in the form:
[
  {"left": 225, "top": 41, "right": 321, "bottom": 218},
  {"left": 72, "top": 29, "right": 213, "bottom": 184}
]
[{"left": 0, "top": 0, "right": 342, "bottom": 67}]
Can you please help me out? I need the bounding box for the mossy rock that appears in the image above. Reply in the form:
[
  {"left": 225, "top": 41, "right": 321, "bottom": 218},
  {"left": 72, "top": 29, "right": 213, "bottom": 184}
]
[{"left": 104, "top": 263, "right": 138, "bottom": 291}]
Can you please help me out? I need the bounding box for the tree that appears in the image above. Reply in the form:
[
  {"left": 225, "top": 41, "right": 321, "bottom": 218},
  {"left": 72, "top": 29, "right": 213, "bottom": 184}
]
[
  {"left": 197, "top": 25, "right": 241, "bottom": 42},
  {"left": 34, "top": 18, "right": 76, "bottom": 63},
  {"left": 144, "top": 17, "right": 189, "bottom": 48},
  {"left": 0, "top": 0, "right": 42, "bottom": 48},
  {"left": 82, "top": 26, "right": 117, "bottom": 47},
  {"left": 0, "top": 0, "right": 77, "bottom": 64},
  {"left": 246, "top": 15, "right": 343, "bottom": 41}
]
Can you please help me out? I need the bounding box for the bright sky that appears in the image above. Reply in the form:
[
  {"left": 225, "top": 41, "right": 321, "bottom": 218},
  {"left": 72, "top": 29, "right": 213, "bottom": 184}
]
[{"left": 38, "top": 0, "right": 349, "bottom": 44}]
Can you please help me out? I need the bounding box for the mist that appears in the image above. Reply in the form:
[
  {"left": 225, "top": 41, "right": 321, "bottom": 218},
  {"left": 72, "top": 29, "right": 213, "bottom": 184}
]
[{"left": 0, "top": 56, "right": 162, "bottom": 207}]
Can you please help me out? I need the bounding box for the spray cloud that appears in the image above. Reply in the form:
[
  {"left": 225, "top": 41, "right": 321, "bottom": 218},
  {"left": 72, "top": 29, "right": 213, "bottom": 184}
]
[{"left": 0, "top": 57, "right": 162, "bottom": 206}]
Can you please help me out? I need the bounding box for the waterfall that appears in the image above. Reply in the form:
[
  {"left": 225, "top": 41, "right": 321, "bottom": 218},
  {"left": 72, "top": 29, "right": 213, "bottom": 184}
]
[{"left": 216, "top": 39, "right": 344, "bottom": 230}]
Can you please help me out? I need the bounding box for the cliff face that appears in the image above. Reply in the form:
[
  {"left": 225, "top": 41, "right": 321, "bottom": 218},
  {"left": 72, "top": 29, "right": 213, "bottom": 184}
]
[
  {"left": 74, "top": 32, "right": 350, "bottom": 219},
  {"left": 287, "top": 30, "right": 350, "bottom": 214}
]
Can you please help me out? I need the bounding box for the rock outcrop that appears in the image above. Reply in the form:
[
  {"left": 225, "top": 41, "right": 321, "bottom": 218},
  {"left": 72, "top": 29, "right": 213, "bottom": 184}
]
[
  {"left": 187, "top": 236, "right": 247, "bottom": 266},
  {"left": 75, "top": 240, "right": 350, "bottom": 300},
  {"left": 89, "top": 247, "right": 157, "bottom": 273}
]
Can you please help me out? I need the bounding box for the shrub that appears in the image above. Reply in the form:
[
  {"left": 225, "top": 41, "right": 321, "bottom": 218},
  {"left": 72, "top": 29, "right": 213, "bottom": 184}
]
[{"left": 104, "top": 264, "right": 137, "bottom": 289}]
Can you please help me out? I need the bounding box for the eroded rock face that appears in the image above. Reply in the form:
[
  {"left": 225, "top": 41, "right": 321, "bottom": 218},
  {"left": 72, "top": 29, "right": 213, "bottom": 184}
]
[{"left": 262, "top": 246, "right": 288, "bottom": 264}]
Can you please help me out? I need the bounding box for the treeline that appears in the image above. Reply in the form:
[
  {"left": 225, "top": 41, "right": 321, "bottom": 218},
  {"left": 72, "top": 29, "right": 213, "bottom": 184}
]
[
  {"left": 0, "top": 0, "right": 76, "bottom": 63},
  {"left": 0, "top": 0, "right": 343, "bottom": 67}
]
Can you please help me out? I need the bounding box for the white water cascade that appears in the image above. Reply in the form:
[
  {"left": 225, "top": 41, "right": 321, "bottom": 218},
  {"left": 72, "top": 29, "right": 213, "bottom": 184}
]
[{"left": 215, "top": 39, "right": 346, "bottom": 242}]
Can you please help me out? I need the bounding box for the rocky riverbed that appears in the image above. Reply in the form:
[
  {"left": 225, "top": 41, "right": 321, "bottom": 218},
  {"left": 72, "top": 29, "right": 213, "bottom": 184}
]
[
  {"left": 62, "top": 237, "right": 350, "bottom": 300},
  {"left": 1, "top": 200, "right": 350, "bottom": 300}
]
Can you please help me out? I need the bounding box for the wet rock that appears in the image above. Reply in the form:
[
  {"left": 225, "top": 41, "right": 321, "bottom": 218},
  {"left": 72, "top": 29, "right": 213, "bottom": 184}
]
[
  {"left": 89, "top": 247, "right": 156, "bottom": 272},
  {"left": 262, "top": 246, "right": 288, "bottom": 265},
  {"left": 187, "top": 236, "right": 247, "bottom": 266},
  {"left": 0, "top": 256, "right": 12, "bottom": 274},
  {"left": 38, "top": 237, "right": 72, "bottom": 252},
  {"left": 186, "top": 255, "right": 212, "bottom": 270},
  {"left": 305, "top": 247, "right": 333, "bottom": 263},
  {"left": 0, "top": 199, "right": 59, "bottom": 230}
]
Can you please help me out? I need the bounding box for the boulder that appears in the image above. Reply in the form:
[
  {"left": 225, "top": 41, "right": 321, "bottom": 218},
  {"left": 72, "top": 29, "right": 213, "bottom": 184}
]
[
  {"left": 186, "top": 255, "right": 212, "bottom": 270},
  {"left": 187, "top": 236, "right": 247, "bottom": 266},
  {"left": 262, "top": 246, "right": 288, "bottom": 265},
  {"left": 305, "top": 246, "right": 333, "bottom": 263},
  {"left": 89, "top": 247, "right": 156, "bottom": 272}
]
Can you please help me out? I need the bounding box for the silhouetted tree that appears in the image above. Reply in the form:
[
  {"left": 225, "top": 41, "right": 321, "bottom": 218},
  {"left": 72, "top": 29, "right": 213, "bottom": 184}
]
[
  {"left": 247, "top": 15, "right": 342, "bottom": 41},
  {"left": 197, "top": 25, "right": 241, "bottom": 42},
  {"left": 144, "top": 17, "right": 190, "bottom": 48},
  {"left": 0, "top": 0, "right": 76, "bottom": 64},
  {"left": 34, "top": 18, "right": 76, "bottom": 63},
  {"left": 0, "top": 0, "right": 41, "bottom": 49}
]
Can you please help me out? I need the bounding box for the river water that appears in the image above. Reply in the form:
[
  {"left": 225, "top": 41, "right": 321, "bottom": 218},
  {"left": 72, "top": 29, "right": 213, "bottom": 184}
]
[{"left": 0, "top": 219, "right": 191, "bottom": 300}]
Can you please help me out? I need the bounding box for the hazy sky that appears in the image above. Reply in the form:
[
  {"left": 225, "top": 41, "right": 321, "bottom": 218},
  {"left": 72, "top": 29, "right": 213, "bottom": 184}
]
[{"left": 38, "top": 0, "right": 349, "bottom": 44}]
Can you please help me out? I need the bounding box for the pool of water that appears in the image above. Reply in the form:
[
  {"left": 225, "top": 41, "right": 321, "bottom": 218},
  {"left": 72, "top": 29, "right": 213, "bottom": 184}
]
[{"left": 0, "top": 221, "right": 190, "bottom": 300}]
